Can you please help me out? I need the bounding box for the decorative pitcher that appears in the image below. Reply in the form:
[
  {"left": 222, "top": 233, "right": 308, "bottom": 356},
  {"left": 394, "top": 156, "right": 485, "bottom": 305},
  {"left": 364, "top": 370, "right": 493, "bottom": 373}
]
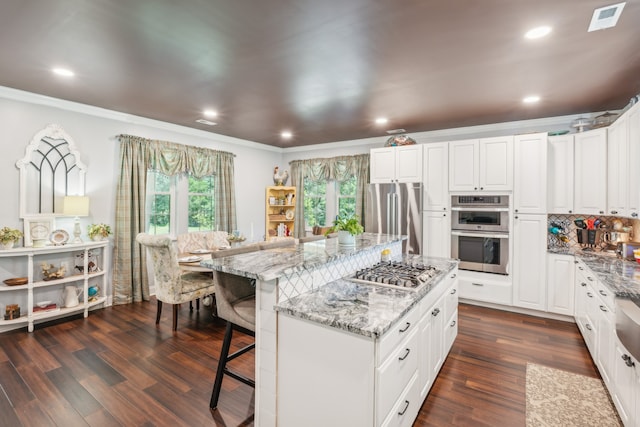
[{"left": 63, "top": 285, "right": 81, "bottom": 308}]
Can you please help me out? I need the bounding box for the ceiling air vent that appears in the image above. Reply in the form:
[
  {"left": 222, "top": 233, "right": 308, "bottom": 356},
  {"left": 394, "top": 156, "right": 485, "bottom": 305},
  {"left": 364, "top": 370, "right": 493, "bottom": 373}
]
[
  {"left": 385, "top": 128, "right": 406, "bottom": 135},
  {"left": 588, "top": 2, "right": 626, "bottom": 32},
  {"left": 196, "top": 119, "right": 217, "bottom": 126}
]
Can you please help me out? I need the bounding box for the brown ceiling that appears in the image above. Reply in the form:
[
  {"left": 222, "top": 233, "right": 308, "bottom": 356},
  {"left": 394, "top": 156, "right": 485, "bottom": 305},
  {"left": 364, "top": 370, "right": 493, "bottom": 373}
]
[{"left": 0, "top": 0, "right": 639, "bottom": 148}]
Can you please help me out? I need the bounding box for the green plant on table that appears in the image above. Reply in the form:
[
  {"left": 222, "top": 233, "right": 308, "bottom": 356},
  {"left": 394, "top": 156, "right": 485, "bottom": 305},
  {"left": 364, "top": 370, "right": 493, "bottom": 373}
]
[
  {"left": 325, "top": 214, "right": 364, "bottom": 237},
  {"left": 88, "top": 223, "right": 112, "bottom": 239},
  {"left": 0, "top": 227, "right": 23, "bottom": 244}
]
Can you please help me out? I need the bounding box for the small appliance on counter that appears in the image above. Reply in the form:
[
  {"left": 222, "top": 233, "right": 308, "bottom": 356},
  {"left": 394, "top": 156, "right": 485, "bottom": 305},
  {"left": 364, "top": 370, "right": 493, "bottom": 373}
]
[{"left": 616, "top": 242, "right": 640, "bottom": 260}]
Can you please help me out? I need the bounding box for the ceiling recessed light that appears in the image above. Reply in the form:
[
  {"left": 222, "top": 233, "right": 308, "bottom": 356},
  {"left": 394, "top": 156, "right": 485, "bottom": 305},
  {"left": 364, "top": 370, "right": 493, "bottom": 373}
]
[
  {"left": 524, "top": 26, "right": 552, "bottom": 39},
  {"left": 281, "top": 131, "right": 292, "bottom": 139},
  {"left": 203, "top": 109, "right": 218, "bottom": 118},
  {"left": 52, "top": 67, "right": 75, "bottom": 77},
  {"left": 195, "top": 119, "right": 217, "bottom": 126},
  {"left": 523, "top": 95, "right": 541, "bottom": 104},
  {"left": 375, "top": 117, "right": 388, "bottom": 125}
]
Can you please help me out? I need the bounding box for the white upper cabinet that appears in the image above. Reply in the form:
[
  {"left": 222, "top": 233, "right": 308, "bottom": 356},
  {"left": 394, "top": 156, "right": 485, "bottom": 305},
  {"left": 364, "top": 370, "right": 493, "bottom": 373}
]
[
  {"left": 574, "top": 128, "right": 607, "bottom": 216},
  {"left": 607, "top": 116, "right": 628, "bottom": 216},
  {"left": 547, "top": 135, "right": 575, "bottom": 214},
  {"left": 449, "top": 136, "right": 513, "bottom": 192},
  {"left": 513, "top": 133, "right": 547, "bottom": 214},
  {"left": 422, "top": 142, "right": 449, "bottom": 211},
  {"left": 370, "top": 145, "right": 423, "bottom": 183},
  {"left": 628, "top": 103, "right": 640, "bottom": 219}
]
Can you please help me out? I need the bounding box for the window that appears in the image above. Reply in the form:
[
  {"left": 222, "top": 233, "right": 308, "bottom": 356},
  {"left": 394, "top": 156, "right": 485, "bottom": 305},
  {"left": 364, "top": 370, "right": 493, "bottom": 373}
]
[
  {"left": 303, "top": 176, "right": 357, "bottom": 229},
  {"left": 146, "top": 171, "right": 216, "bottom": 235}
]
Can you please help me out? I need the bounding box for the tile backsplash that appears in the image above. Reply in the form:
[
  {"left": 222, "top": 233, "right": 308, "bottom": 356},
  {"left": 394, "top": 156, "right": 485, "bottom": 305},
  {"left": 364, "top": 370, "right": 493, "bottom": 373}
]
[{"left": 547, "top": 214, "right": 639, "bottom": 253}]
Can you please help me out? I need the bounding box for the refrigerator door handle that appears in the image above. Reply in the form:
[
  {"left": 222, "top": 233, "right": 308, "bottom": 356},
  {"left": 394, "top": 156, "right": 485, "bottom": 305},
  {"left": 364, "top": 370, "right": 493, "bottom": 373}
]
[{"left": 386, "top": 192, "right": 391, "bottom": 234}]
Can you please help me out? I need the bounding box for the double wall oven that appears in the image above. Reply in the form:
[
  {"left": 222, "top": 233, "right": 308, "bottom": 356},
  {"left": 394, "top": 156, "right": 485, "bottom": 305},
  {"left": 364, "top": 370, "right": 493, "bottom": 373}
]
[{"left": 451, "top": 195, "right": 510, "bottom": 275}]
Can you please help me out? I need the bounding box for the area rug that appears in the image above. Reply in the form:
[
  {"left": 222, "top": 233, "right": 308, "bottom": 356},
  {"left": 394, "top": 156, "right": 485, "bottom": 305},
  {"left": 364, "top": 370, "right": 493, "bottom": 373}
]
[{"left": 526, "top": 363, "right": 622, "bottom": 427}]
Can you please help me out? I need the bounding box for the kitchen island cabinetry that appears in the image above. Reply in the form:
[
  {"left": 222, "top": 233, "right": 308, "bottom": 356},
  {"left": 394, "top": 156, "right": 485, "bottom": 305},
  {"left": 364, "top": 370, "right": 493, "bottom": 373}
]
[
  {"left": 0, "top": 241, "right": 109, "bottom": 333},
  {"left": 448, "top": 136, "right": 513, "bottom": 192},
  {"left": 276, "top": 262, "right": 458, "bottom": 427},
  {"left": 370, "top": 145, "right": 423, "bottom": 183},
  {"left": 547, "top": 134, "right": 575, "bottom": 214},
  {"left": 574, "top": 128, "right": 607, "bottom": 216}
]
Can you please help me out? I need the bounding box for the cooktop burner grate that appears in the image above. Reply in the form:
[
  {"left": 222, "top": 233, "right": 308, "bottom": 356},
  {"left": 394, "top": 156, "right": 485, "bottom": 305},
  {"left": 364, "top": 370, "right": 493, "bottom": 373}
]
[{"left": 350, "top": 261, "right": 441, "bottom": 290}]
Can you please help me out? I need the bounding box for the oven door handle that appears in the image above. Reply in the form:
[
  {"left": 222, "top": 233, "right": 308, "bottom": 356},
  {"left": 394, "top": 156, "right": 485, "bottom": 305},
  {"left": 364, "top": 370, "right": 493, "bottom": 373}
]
[
  {"left": 450, "top": 207, "right": 509, "bottom": 212},
  {"left": 451, "top": 230, "right": 510, "bottom": 239}
]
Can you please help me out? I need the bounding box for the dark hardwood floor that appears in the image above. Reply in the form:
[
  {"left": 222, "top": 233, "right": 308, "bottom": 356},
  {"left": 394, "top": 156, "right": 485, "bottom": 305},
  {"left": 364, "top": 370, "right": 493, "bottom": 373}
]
[{"left": 0, "top": 300, "right": 597, "bottom": 426}]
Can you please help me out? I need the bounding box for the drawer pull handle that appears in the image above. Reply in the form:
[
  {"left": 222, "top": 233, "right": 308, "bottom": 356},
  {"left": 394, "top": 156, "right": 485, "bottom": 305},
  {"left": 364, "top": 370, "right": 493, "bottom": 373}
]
[
  {"left": 587, "top": 276, "right": 594, "bottom": 282},
  {"left": 398, "top": 348, "right": 411, "bottom": 361},
  {"left": 471, "top": 282, "right": 484, "bottom": 287},
  {"left": 399, "top": 322, "right": 411, "bottom": 333},
  {"left": 432, "top": 308, "right": 440, "bottom": 317},
  {"left": 599, "top": 290, "right": 607, "bottom": 297},
  {"left": 398, "top": 400, "right": 410, "bottom": 416},
  {"left": 578, "top": 266, "right": 584, "bottom": 270},
  {"left": 599, "top": 305, "right": 607, "bottom": 312},
  {"left": 581, "top": 283, "right": 587, "bottom": 287},
  {"left": 450, "top": 289, "right": 457, "bottom": 295},
  {"left": 450, "top": 320, "right": 456, "bottom": 327},
  {"left": 622, "top": 354, "right": 636, "bottom": 368},
  {"left": 450, "top": 273, "right": 457, "bottom": 279},
  {"left": 586, "top": 292, "right": 593, "bottom": 298},
  {"left": 586, "top": 324, "right": 592, "bottom": 331}
]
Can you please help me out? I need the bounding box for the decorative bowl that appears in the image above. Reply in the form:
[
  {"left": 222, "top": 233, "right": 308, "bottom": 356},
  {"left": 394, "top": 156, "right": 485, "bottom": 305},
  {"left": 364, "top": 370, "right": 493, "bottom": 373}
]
[
  {"left": 3, "top": 277, "right": 28, "bottom": 286},
  {"left": 36, "top": 300, "right": 53, "bottom": 308}
]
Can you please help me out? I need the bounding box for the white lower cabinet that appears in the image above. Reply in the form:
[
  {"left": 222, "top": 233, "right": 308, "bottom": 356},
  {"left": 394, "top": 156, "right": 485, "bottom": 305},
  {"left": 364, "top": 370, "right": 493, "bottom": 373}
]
[
  {"left": 277, "top": 269, "right": 458, "bottom": 427},
  {"left": 546, "top": 253, "right": 575, "bottom": 316},
  {"left": 612, "top": 337, "right": 637, "bottom": 426},
  {"left": 512, "top": 214, "right": 547, "bottom": 310}
]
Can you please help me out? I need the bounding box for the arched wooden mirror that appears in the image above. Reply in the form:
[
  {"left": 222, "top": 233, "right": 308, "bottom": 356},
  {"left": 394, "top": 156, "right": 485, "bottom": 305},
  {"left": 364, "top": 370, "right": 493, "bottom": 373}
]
[{"left": 16, "top": 124, "right": 87, "bottom": 218}]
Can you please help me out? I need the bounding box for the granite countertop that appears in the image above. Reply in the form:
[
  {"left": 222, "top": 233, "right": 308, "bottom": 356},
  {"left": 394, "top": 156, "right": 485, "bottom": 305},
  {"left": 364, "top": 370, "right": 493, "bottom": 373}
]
[
  {"left": 274, "top": 255, "right": 458, "bottom": 338},
  {"left": 548, "top": 248, "right": 640, "bottom": 298},
  {"left": 199, "top": 232, "right": 404, "bottom": 281}
]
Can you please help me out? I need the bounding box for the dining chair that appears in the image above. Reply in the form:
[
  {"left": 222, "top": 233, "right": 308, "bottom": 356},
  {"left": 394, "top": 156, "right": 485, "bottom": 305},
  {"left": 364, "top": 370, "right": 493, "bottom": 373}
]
[
  {"left": 136, "top": 233, "right": 216, "bottom": 331},
  {"left": 204, "top": 231, "right": 231, "bottom": 249},
  {"left": 209, "top": 250, "right": 258, "bottom": 410},
  {"left": 176, "top": 231, "right": 208, "bottom": 253}
]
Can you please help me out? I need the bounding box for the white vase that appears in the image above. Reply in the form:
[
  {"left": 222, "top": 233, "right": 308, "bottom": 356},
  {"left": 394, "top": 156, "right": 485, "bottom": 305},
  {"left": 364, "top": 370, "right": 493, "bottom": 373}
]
[
  {"left": 91, "top": 235, "right": 105, "bottom": 242},
  {"left": 0, "top": 241, "right": 14, "bottom": 250},
  {"left": 337, "top": 230, "right": 356, "bottom": 246}
]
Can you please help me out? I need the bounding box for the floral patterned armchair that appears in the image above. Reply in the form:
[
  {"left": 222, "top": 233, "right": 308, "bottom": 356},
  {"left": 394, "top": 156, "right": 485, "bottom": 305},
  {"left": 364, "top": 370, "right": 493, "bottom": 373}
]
[{"left": 136, "top": 233, "right": 216, "bottom": 331}]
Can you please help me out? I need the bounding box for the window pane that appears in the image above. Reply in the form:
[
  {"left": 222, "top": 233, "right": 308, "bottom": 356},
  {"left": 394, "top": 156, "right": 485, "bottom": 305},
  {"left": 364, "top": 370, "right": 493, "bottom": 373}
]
[
  {"left": 146, "top": 171, "right": 171, "bottom": 235},
  {"left": 188, "top": 176, "right": 215, "bottom": 231},
  {"left": 338, "top": 176, "right": 357, "bottom": 219},
  {"left": 304, "top": 177, "right": 327, "bottom": 227}
]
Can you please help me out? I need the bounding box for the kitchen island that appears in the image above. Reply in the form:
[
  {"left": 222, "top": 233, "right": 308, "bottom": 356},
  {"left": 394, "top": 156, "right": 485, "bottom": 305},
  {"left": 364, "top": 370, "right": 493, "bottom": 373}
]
[{"left": 201, "top": 232, "right": 406, "bottom": 426}]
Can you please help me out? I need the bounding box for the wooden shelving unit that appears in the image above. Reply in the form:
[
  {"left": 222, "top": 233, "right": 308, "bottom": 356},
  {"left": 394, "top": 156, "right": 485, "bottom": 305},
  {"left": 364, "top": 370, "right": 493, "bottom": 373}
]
[{"left": 265, "top": 186, "right": 296, "bottom": 240}]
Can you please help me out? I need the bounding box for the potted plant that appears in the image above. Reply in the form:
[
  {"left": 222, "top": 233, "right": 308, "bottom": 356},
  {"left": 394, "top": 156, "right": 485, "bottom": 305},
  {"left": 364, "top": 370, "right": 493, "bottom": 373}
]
[
  {"left": 0, "top": 227, "right": 23, "bottom": 249},
  {"left": 326, "top": 214, "right": 364, "bottom": 246},
  {"left": 88, "top": 223, "right": 112, "bottom": 241}
]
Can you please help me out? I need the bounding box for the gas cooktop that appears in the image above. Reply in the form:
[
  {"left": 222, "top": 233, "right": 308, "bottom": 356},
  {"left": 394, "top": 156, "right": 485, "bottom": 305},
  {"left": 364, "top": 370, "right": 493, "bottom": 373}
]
[{"left": 349, "top": 261, "right": 441, "bottom": 292}]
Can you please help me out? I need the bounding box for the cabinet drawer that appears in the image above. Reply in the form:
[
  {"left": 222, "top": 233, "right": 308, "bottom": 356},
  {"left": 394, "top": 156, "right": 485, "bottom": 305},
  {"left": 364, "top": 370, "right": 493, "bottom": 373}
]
[
  {"left": 378, "top": 307, "right": 420, "bottom": 364},
  {"left": 444, "top": 282, "right": 458, "bottom": 322},
  {"left": 380, "top": 372, "right": 420, "bottom": 427},
  {"left": 444, "top": 310, "right": 458, "bottom": 354},
  {"left": 593, "top": 281, "right": 615, "bottom": 313},
  {"left": 459, "top": 277, "right": 512, "bottom": 305},
  {"left": 376, "top": 328, "right": 419, "bottom": 422}
]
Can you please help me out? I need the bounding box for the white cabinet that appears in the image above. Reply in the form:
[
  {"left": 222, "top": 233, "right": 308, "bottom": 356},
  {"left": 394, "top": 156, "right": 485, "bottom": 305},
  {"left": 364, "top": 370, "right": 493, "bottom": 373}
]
[
  {"left": 0, "top": 241, "right": 109, "bottom": 333},
  {"left": 607, "top": 117, "right": 629, "bottom": 216},
  {"left": 371, "top": 145, "right": 423, "bottom": 183},
  {"left": 512, "top": 214, "right": 547, "bottom": 310},
  {"left": 423, "top": 211, "right": 450, "bottom": 259},
  {"left": 422, "top": 142, "right": 449, "bottom": 211},
  {"left": 545, "top": 253, "right": 575, "bottom": 316},
  {"left": 608, "top": 102, "right": 640, "bottom": 219},
  {"left": 514, "top": 133, "right": 547, "bottom": 214},
  {"left": 612, "top": 337, "right": 637, "bottom": 426},
  {"left": 574, "top": 129, "right": 607, "bottom": 216},
  {"left": 449, "top": 136, "right": 513, "bottom": 192},
  {"left": 277, "top": 270, "right": 458, "bottom": 427},
  {"left": 547, "top": 134, "right": 575, "bottom": 214}
]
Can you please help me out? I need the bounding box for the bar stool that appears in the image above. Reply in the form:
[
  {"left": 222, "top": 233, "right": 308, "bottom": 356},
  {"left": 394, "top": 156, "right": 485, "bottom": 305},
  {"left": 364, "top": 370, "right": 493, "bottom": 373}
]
[{"left": 209, "top": 266, "right": 257, "bottom": 409}]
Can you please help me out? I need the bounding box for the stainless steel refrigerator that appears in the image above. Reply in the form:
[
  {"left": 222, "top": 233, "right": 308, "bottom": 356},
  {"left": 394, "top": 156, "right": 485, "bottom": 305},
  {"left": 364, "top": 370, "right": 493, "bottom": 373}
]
[{"left": 365, "top": 182, "right": 423, "bottom": 254}]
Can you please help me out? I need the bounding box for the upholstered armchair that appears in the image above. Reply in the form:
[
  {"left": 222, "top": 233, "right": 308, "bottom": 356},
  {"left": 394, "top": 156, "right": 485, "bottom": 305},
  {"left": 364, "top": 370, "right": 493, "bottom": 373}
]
[
  {"left": 136, "top": 233, "right": 216, "bottom": 331},
  {"left": 176, "top": 231, "right": 208, "bottom": 253}
]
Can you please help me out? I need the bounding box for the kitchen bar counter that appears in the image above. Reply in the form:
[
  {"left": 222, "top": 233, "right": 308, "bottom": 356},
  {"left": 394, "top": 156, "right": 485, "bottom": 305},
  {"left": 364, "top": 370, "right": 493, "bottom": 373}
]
[
  {"left": 200, "top": 232, "right": 404, "bottom": 281},
  {"left": 275, "top": 255, "right": 457, "bottom": 338},
  {"left": 548, "top": 248, "right": 640, "bottom": 298}
]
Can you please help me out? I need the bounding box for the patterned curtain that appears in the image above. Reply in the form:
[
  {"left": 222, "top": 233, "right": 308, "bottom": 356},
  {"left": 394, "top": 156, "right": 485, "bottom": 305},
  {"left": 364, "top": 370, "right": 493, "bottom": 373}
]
[
  {"left": 289, "top": 154, "right": 369, "bottom": 239},
  {"left": 112, "top": 134, "right": 236, "bottom": 305}
]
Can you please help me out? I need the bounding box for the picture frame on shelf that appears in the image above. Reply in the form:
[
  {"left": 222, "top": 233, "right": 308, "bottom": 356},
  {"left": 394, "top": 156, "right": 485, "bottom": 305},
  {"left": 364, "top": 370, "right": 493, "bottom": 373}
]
[{"left": 23, "top": 216, "right": 55, "bottom": 247}]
